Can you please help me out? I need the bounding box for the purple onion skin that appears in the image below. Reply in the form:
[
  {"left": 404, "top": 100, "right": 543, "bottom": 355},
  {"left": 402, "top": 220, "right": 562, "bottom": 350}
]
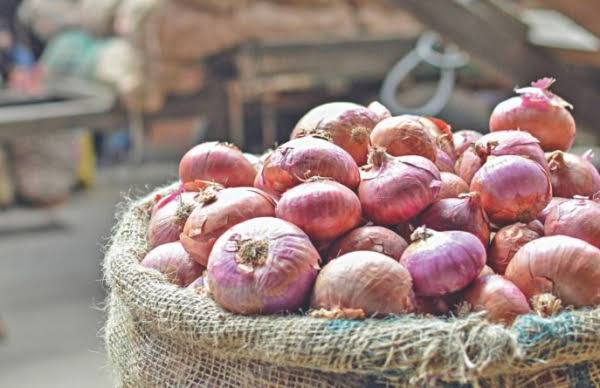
[
  {"left": 207, "top": 217, "right": 320, "bottom": 315},
  {"left": 400, "top": 229, "right": 486, "bottom": 297},
  {"left": 544, "top": 197, "right": 600, "bottom": 250},
  {"left": 435, "top": 148, "right": 456, "bottom": 173},
  {"left": 453, "top": 130, "right": 483, "bottom": 157},
  {"left": 478, "top": 130, "right": 548, "bottom": 172},
  {"left": 537, "top": 197, "right": 567, "bottom": 224},
  {"left": 141, "top": 242, "right": 204, "bottom": 287}
]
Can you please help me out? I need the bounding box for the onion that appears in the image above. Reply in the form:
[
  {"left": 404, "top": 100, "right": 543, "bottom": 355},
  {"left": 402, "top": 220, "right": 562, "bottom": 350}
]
[
  {"left": 367, "top": 101, "right": 392, "bottom": 122},
  {"left": 537, "top": 197, "right": 567, "bottom": 224},
  {"left": 148, "top": 191, "right": 202, "bottom": 248},
  {"left": 547, "top": 150, "right": 600, "bottom": 198},
  {"left": 141, "top": 242, "right": 203, "bottom": 287},
  {"left": 454, "top": 145, "right": 483, "bottom": 185},
  {"left": 369, "top": 115, "right": 437, "bottom": 161},
  {"left": 505, "top": 236, "right": 600, "bottom": 308},
  {"left": 275, "top": 179, "right": 361, "bottom": 242},
  {"left": 462, "top": 275, "right": 531, "bottom": 324},
  {"left": 328, "top": 226, "right": 407, "bottom": 261},
  {"left": 416, "top": 192, "right": 490, "bottom": 246},
  {"left": 544, "top": 196, "right": 600, "bottom": 249},
  {"left": 453, "top": 129, "right": 483, "bottom": 157},
  {"left": 489, "top": 77, "right": 575, "bottom": 152},
  {"left": 179, "top": 141, "right": 256, "bottom": 187},
  {"left": 259, "top": 136, "right": 360, "bottom": 194},
  {"left": 470, "top": 155, "right": 552, "bottom": 225},
  {"left": 480, "top": 265, "right": 495, "bottom": 277},
  {"left": 207, "top": 217, "right": 320, "bottom": 315},
  {"left": 181, "top": 187, "right": 276, "bottom": 266},
  {"left": 359, "top": 148, "right": 441, "bottom": 225},
  {"left": 438, "top": 172, "right": 469, "bottom": 199},
  {"left": 488, "top": 222, "right": 542, "bottom": 274},
  {"left": 291, "top": 102, "right": 379, "bottom": 165},
  {"left": 435, "top": 148, "right": 456, "bottom": 173},
  {"left": 400, "top": 228, "right": 486, "bottom": 297},
  {"left": 421, "top": 116, "right": 456, "bottom": 160},
  {"left": 310, "top": 251, "right": 413, "bottom": 317}
]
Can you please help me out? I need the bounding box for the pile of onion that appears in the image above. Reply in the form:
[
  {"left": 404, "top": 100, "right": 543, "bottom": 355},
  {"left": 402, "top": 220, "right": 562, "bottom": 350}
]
[
  {"left": 438, "top": 172, "right": 469, "bottom": 199},
  {"left": 544, "top": 195, "right": 600, "bottom": 249},
  {"left": 141, "top": 242, "right": 203, "bottom": 287},
  {"left": 488, "top": 222, "right": 543, "bottom": 274},
  {"left": 369, "top": 115, "right": 437, "bottom": 161},
  {"left": 207, "top": 217, "right": 320, "bottom": 315},
  {"left": 328, "top": 226, "right": 407, "bottom": 262},
  {"left": 290, "top": 102, "right": 379, "bottom": 165},
  {"left": 546, "top": 150, "right": 600, "bottom": 198},
  {"left": 489, "top": 77, "right": 575, "bottom": 151},
  {"left": 359, "top": 148, "right": 441, "bottom": 225}
]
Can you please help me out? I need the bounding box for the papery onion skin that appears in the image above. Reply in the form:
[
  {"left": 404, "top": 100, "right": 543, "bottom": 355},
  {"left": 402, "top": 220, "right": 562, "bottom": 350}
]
[
  {"left": 438, "top": 172, "right": 469, "bottom": 199},
  {"left": 207, "top": 217, "right": 320, "bottom": 315},
  {"left": 547, "top": 150, "right": 600, "bottom": 198},
  {"left": 260, "top": 136, "right": 360, "bottom": 194},
  {"left": 463, "top": 275, "right": 531, "bottom": 324},
  {"left": 367, "top": 101, "right": 392, "bottom": 122},
  {"left": 291, "top": 102, "right": 379, "bottom": 165},
  {"left": 148, "top": 192, "right": 200, "bottom": 248},
  {"left": 435, "top": 148, "right": 456, "bottom": 173},
  {"left": 181, "top": 187, "right": 276, "bottom": 266},
  {"left": 544, "top": 197, "right": 600, "bottom": 249},
  {"left": 328, "top": 226, "right": 407, "bottom": 261},
  {"left": 489, "top": 78, "right": 575, "bottom": 152},
  {"left": 416, "top": 192, "right": 490, "bottom": 246},
  {"left": 359, "top": 149, "right": 441, "bottom": 225},
  {"left": 537, "top": 197, "right": 567, "bottom": 224},
  {"left": 400, "top": 228, "right": 486, "bottom": 297},
  {"left": 422, "top": 116, "right": 456, "bottom": 160},
  {"left": 480, "top": 265, "right": 495, "bottom": 277},
  {"left": 488, "top": 222, "right": 542, "bottom": 274},
  {"left": 179, "top": 142, "right": 256, "bottom": 187},
  {"left": 505, "top": 236, "right": 600, "bottom": 307},
  {"left": 141, "top": 242, "right": 204, "bottom": 287},
  {"left": 310, "top": 251, "right": 413, "bottom": 316},
  {"left": 455, "top": 145, "right": 483, "bottom": 185},
  {"left": 453, "top": 130, "right": 483, "bottom": 157},
  {"left": 276, "top": 180, "right": 361, "bottom": 242},
  {"left": 369, "top": 115, "right": 437, "bottom": 161},
  {"left": 470, "top": 155, "right": 552, "bottom": 225}
]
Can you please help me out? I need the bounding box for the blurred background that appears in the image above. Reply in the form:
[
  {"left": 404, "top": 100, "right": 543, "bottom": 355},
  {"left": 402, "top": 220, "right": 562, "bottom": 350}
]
[{"left": 0, "top": 0, "right": 598, "bottom": 386}]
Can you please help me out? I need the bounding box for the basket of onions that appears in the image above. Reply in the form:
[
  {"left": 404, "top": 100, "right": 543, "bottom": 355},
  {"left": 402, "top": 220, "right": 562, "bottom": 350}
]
[{"left": 104, "top": 78, "right": 600, "bottom": 388}]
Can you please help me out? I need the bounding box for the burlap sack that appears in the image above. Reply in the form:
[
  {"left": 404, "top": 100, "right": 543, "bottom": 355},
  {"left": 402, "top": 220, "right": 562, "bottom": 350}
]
[{"left": 104, "top": 183, "right": 600, "bottom": 387}]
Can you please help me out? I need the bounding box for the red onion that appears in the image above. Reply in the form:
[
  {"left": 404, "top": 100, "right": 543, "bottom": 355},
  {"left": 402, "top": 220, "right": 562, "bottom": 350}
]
[
  {"left": 489, "top": 77, "right": 575, "bottom": 152},
  {"left": 148, "top": 191, "right": 202, "bottom": 248},
  {"left": 275, "top": 179, "right": 361, "bottom": 242},
  {"left": 435, "top": 148, "right": 456, "bottom": 173},
  {"left": 328, "top": 226, "right": 407, "bottom": 261},
  {"left": 181, "top": 187, "right": 276, "bottom": 266},
  {"left": 291, "top": 102, "right": 379, "bottom": 165},
  {"left": 537, "top": 197, "right": 567, "bottom": 224},
  {"left": 187, "top": 275, "right": 205, "bottom": 292},
  {"left": 179, "top": 141, "right": 256, "bottom": 187},
  {"left": 438, "top": 172, "right": 469, "bottom": 199},
  {"left": 480, "top": 265, "right": 495, "bottom": 277},
  {"left": 544, "top": 196, "right": 600, "bottom": 249},
  {"left": 359, "top": 148, "right": 441, "bottom": 225},
  {"left": 369, "top": 115, "right": 437, "bottom": 161},
  {"left": 470, "top": 155, "right": 552, "bottom": 225},
  {"left": 310, "top": 251, "right": 413, "bottom": 316},
  {"left": 505, "top": 236, "right": 600, "bottom": 308},
  {"left": 422, "top": 116, "right": 456, "bottom": 160},
  {"left": 454, "top": 145, "right": 483, "bottom": 185},
  {"left": 488, "top": 222, "right": 542, "bottom": 274},
  {"left": 207, "top": 217, "right": 320, "bottom": 315},
  {"left": 462, "top": 275, "right": 531, "bottom": 324},
  {"left": 141, "top": 242, "right": 203, "bottom": 287},
  {"left": 453, "top": 129, "right": 483, "bottom": 157},
  {"left": 547, "top": 150, "right": 600, "bottom": 198},
  {"left": 259, "top": 136, "right": 360, "bottom": 194},
  {"left": 400, "top": 228, "right": 486, "bottom": 297},
  {"left": 416, "top": 192, "right": 490, "bottom": 246},
  {"left": 367, "top": 100, "right": 392, "bottom": 122}
]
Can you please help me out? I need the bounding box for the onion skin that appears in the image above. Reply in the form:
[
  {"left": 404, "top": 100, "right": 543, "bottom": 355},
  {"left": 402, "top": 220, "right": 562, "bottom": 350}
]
[
  {"left": 438, "top": 172, "right": 469, "bottom": 199},
  {"left": 359, "top": 149, "right": 441, "bottom": 225},
  {"left": 207, "top": 217, "right": 320, "bottom": 315},
  {"left": 463, "top": 275, "right": 531, "bottom": 324},
  {"left": 480, "top": 265, "right": 495, "bottom": 277},
  {"left": 544, "top": 197, "right": 600, "bottom": 249},
  {"left": 367, "top": 101, "right": 392, "bottom": 122},
  {"left": 505, "top": 236, "right": 600, "bottom": 308},
  {"left": 148, "top": 192, "right": 200, "bottom": 248},
  {"left": 181, "top": 187, "right": 276, "bottom": 266},
  {"left": 310, "top": 251, "right": 413, "bottom": 316},
  {"left": 488, "top": 222, "right": 542, "bottom": 274},
  {"left": 400, "top": 228, "right": 486, "bottom": 297},
  {"left": 141, "top": 242, "right": 204, "bottom": 287},
  {"left": 179, "top": 142, "right": 256, "bottom": 187},
  {"left": 291, "top": 102, "right": 379, "bottom": 165},
  {"left": 276, "top": 180, "right": 361, "bottom": 242},
  {"left": 537, "top": 197, "right": 567, "bottom": 224},
  {"left": 490, "top": 78, "right": 575, "bottom": 151},
  {"left": 369, "top": 115, "right": 437, "bottom": 161},
  {"left": 416, "top": 192, "right": 490, "bottom": 246},
  {"left": 453, "top": 130, "right": 483, "bottom": 157},
  {"left": 547, "top": 150, "right": 600, "bottom": 198},
  {"left": 454, "top": 145, "right": 483, "bottom": 185},
  {"left": 260, "top": 136, "right": 360, "bottom": 194},
  {"left": 470, "top": 155, "right": 552, "bottom": 225},
  {"left": 421, "top": 116, "right": 456, "bottom": 160},
  {"left": 435, "top": 148, "right": 455, "bottom": 173},
  {"left": 328, "top": 226, "right": 407, "bottom": 261}
]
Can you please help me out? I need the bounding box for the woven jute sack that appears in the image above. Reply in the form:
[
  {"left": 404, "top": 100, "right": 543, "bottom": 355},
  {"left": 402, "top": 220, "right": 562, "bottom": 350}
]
[{"left": 104, "top": 183, "right": 600, "bottom": 387}]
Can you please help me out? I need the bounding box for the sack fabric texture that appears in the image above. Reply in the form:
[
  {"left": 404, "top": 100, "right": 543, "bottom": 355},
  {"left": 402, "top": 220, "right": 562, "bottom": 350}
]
[{"left": 104, "top": 183, "right": 600, "bottom": 387}]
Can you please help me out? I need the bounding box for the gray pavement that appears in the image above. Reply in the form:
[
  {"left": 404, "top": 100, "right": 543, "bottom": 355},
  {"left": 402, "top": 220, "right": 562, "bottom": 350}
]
[{"left": 0, "top": 163, "right": 178, "bottom": 388}]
